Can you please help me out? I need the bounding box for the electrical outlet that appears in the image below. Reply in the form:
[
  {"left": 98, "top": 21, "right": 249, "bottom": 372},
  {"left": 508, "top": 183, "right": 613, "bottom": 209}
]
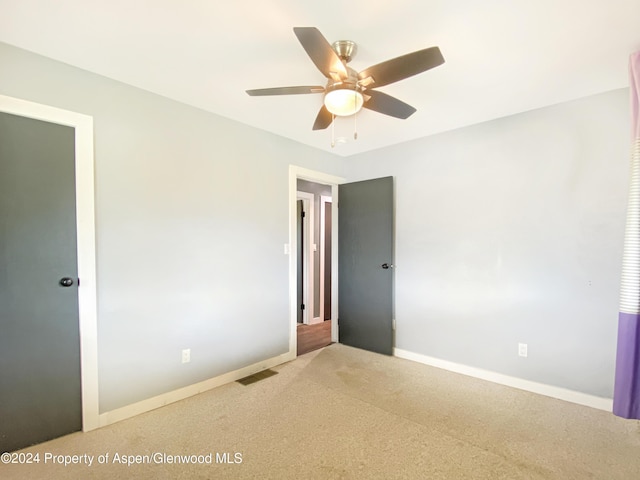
[
  {"left": 181, "top": 348, "right": 191, "bottom": 364},
  {"left": 518, "top": 343, "right": 528, "bottom": 358}
]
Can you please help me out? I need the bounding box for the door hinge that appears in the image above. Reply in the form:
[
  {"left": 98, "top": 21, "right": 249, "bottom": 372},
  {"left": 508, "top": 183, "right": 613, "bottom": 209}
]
[
  {"left": 301, "top": 304, "right": 305, "bottom": 311},
  {"left": 301, "top": 211, "right": 306, "bottom": 218}
]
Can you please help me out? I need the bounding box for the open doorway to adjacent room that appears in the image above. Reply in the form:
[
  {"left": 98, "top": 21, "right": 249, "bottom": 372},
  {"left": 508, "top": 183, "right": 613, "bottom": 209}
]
[
  {"left": 296, "top": 179, "right": 333, "bottom": 355},
  {"left": 285, "top": 165, "right": 344, "bottom": 356}
]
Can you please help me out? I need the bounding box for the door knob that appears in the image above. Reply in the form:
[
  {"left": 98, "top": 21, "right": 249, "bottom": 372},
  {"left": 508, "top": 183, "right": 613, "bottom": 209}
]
[
  {"left": 59, "top": 277, "right": 74, "bottom": 287},
  {"left": 381, "top": 263, "right": 394, "bottom": 270}
]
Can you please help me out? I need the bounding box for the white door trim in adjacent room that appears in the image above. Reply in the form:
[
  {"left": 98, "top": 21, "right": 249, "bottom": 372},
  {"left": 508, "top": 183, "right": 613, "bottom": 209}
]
[
  {"left": 319, "top": 194, "right": 332, "bottom": 324},
  {"left": 296, "top": 191, "right": 314, "bottom": 325}
]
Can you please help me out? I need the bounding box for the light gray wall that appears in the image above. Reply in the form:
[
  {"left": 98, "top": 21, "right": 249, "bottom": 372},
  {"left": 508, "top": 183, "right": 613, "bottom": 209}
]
[
  {"left": 1, "top": 39, "right": 629, "bottom": 408},
  {"left": 343, "top": 89, "right": 629, "bottom": 398},
  {"left": 0, "top": 42, "right": 344, "bottom": 412}
]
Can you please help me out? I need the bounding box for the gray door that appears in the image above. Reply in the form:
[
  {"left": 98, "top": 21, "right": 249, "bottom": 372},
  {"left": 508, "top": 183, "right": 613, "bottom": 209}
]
[
  {"left": 0, "top": 112, "right": 82, "bottom": 452},
  {"left": 323, "top": 201, "right": 332, "bottom": 320},
  {"left": 338, "top": 176, "right": 394, "bottom": 355},
  {"left": 296, "top": 200, "right": 304, "bottom": 323}
]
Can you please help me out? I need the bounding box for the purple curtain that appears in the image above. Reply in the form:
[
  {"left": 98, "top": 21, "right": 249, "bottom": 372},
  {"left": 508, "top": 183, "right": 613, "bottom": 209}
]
[{"left": 613, "top": 51, "right": 640, "bottom": 419}]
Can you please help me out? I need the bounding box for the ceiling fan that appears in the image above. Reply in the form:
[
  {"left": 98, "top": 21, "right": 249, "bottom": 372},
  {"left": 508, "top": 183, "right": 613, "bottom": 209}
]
[{"left": 246, "top": 27, "right": 445, "bottom": 131}]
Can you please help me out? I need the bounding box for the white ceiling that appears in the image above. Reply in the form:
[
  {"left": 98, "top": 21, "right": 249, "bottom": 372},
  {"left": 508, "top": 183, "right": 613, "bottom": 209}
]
[{"left": 1, "top": 0, "right": 639, "bottom": 157}]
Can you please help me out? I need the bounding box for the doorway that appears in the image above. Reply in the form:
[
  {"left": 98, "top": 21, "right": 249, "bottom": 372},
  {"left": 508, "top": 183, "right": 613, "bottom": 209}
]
[
  {"left": 0, "top": 95, "right": 100, "bottom": 448},
  {"left": 296, "top": 180, "right": 333, "bottom": 355},
  {"left": 289, "top": 167, "right": 342, "bottom": 356},
  {"left": 288, "top": 166, "right": 395, "bottom": 358}
]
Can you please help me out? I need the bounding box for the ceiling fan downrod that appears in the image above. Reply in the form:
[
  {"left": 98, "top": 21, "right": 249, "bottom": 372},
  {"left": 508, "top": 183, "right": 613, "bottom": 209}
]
[{"left": 332, "top": 40, "right": 357, "bottom": 64}]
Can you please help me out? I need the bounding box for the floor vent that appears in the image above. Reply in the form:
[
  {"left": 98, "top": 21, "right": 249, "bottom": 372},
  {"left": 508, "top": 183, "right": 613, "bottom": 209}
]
[{"left": 236, "top": 369, "right": 278, "bottom": 386}]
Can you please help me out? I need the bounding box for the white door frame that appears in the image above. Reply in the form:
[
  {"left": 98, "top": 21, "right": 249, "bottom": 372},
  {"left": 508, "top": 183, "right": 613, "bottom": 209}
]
[
  {"left": 319, "top": 194, "right": 332, "bottom": 324},
  {"left": 296, "top": 191, "right": 314, "bottom": 325},
  {"left": 289, "top": 166, "right": 344, "bottom": 355},
  {"left": 0, "top": 94, "right": 100, "bottom": 432}
]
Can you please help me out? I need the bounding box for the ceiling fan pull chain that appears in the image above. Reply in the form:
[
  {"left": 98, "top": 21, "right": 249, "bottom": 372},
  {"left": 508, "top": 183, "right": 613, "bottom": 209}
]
[
  {"left": 331, "top": 114, "right": 335, "bottom": 148},
  {"left": 354, "top": 106, "right": 358, "bottom": 140}
]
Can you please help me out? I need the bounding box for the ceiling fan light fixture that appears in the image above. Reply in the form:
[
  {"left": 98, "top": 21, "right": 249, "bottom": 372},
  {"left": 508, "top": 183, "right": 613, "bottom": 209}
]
[{"left": 323, "top": 86, "right": 364, "bottom": 117}]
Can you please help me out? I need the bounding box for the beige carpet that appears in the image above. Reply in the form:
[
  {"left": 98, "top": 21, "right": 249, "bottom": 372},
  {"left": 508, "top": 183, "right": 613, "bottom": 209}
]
[{"left": 1, "top": 344, "right": 639, "bottom": 479}]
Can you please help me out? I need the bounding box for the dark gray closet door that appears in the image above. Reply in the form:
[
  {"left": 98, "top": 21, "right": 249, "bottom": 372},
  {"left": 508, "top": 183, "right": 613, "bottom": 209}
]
[{"left": 0, "top": 112, "right": 82, "bottom": 452}]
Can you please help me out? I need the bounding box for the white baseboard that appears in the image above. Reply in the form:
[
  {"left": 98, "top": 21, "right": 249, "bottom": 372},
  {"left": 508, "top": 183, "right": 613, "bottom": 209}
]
[
  {"left": 98, "top": 350, "right": 295, "bottom": 427},
  {"left": 393, "top": 348, "right": 613, "bottom": 412}
]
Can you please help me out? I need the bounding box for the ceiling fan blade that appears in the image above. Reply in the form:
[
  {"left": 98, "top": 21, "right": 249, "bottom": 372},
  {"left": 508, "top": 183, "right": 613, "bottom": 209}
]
[
  {"left": 246, "top": 86, "right": 325, "bottom": 96},
  {"left": 293, "top": 27, "right": 348, "bottom": 80},
  {"left": 363, "top": 90, "right": 416, "bottom": 119},
  {"left": 358, "top": 46, "right": 444, "bottom": 88},
  {"left": 312, "top": 105, "right": 333, "bottom": 130}
]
